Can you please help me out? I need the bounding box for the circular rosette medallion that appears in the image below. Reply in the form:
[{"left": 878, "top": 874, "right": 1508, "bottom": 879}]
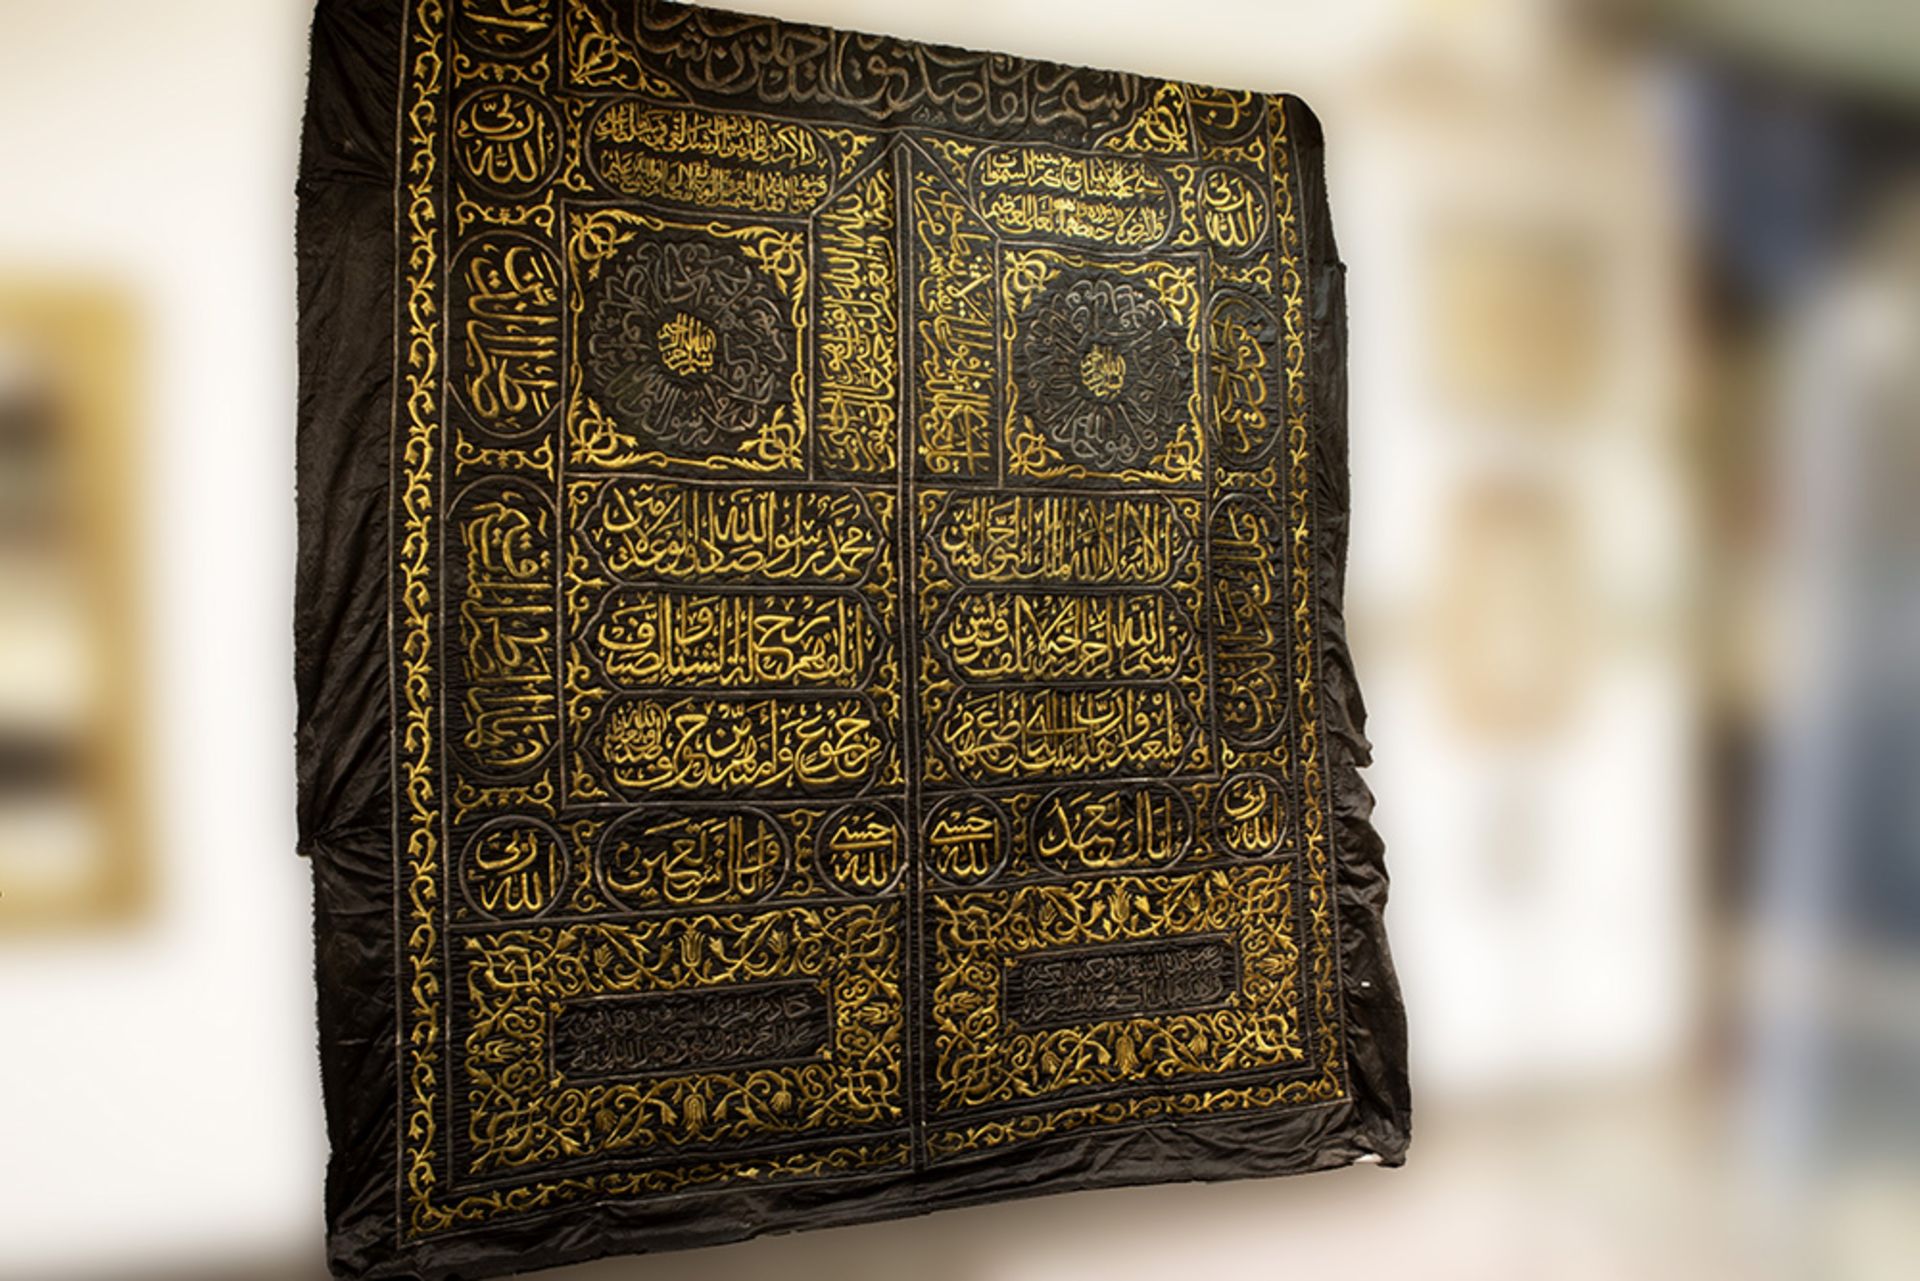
[
  {"left": 583, "top": 235, "right": 796, "bottom": 457},
  {"left": 1011, "top": 271, "right": 1189, "bottom": 470}
]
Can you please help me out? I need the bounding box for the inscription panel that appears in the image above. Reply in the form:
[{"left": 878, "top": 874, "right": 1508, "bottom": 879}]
[
  {"left": 972, "top": 146, "right": 1173, "bottom": 248},
  {"left": 451, "top": 233, "right": 562, "bottom": 438},
  {"left": 586, "top": 588, "right": 882, "bottom": 690},
  {"left": 933, "top": 589, "right": 1194, "bottom": 683},
  {"left": 597, "top": 806, "right": 788, "bottom": 908},
  {"left": 554, "top": 982, "right": 832, "bottom": 1080},
  {"left": 926, "top": 491, "right": 1192, "bottom": 587},
  {"left": 592, "top": 692, "right": 890, "bottom": 798},
  {"left": 449, "top": 477, "right": 559, "bottom": 781},
  {"left": 587, "top": 102, "right": 832, "bottom": 211},
  {"left": 1005, "top": 936, "right": 1238, "bottom": 1030},
  {"left": 573, "top": 481, "right": 886, "bottom": 587}
]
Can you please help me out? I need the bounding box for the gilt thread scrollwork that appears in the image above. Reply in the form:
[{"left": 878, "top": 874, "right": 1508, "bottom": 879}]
[{"left": 1097, "top": 80, "right": 1195, "bottom": 156}]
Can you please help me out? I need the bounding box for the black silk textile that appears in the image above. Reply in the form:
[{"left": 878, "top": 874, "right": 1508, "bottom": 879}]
[{"left": 296, "top": 2, "right": 1409, "bottom": 1276}]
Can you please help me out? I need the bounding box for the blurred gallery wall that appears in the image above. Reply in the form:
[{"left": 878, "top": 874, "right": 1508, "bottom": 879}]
[{"left": 0, "top": 1, "right": 1913, "bottom": 1279}]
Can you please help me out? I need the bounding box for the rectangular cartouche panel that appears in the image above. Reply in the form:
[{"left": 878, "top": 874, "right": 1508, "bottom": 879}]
[
  {"left": 457, "top": 904, "right": 902, "bottom": 1176},
  {"left": 553, "top": 981, "right": 833, "bottom": 1080},
  {"left": 298, "top": 1, "right": 1406, "bottom": 1274},
  {"left": 1003, "top": 935, "right": 1240, "bottom": 1030}
]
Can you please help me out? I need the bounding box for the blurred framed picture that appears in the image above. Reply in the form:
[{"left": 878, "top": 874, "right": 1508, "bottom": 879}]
[
  {"left": 0, "top": 283, "right": 146, "bottom": 931},
  {"left": 1427, "top": 214, "right": 1606, "bottom": 426}
]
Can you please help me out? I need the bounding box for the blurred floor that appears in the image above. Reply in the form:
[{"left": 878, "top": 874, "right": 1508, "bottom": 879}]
[{"left": 66, "top": 1077, "right": 1780, "bottom": 1281}]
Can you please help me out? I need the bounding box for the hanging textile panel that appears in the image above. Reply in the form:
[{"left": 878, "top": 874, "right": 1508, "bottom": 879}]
[{"left": 296, "top": 2, "right": 1408, "bottom": 1276}]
